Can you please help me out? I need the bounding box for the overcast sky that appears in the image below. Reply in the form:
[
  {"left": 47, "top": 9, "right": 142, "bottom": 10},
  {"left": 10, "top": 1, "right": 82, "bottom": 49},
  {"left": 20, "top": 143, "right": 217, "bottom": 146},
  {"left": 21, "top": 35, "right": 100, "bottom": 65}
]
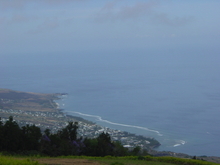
[{"left": 0, "top": 0, "right": 220, "bottom": 57}]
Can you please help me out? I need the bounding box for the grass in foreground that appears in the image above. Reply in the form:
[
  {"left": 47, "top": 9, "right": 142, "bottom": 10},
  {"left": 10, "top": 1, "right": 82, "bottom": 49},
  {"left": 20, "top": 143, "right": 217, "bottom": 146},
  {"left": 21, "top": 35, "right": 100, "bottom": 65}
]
[
  {"left": 1, "top": 155, "right": 219, "bottom": 165},
  {"left": 0, "top": 155, "right": 40, "bottom": 165},
  {"left": 94, "top": 158, "right": 173, "bottom": 165},
  {"left": 57, "top": 156, "right": 219, "bottom": 165}
]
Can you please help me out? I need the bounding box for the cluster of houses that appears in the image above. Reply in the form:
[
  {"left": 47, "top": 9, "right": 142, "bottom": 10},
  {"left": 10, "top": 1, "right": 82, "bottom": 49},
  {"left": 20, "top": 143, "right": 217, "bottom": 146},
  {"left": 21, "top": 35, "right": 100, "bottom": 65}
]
[{"left": 0, "top": 108, "right": 158, "bottom": 150}]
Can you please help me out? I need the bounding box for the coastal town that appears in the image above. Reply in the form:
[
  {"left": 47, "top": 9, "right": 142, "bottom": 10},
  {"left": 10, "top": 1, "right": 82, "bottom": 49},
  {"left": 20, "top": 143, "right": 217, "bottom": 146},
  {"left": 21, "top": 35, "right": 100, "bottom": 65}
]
[
  {"left": 0, "top": 108, "right": 160, "bottom": 151},
  {"left": 2, "top": 89, "right": 220, "bottom": 163},
  {"left": 0, "top": 89, "right": 160, "bottom": 151}
]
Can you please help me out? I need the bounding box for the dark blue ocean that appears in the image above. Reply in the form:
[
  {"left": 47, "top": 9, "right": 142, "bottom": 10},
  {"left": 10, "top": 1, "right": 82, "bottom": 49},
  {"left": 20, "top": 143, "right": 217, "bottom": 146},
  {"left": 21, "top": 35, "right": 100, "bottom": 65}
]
[{"left": 1, "top": 50, "right": 220, "bottom": 156}]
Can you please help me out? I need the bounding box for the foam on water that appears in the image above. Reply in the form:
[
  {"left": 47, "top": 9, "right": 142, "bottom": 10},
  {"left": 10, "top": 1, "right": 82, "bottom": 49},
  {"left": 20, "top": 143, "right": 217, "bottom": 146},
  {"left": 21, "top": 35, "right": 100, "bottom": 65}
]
[
  {"left": 173, "top": 140, "right": 186, "bottom": 147},
  {"left": 66, "top": 111, "right": 189, "bottom": 149},
  {"left": 68, "top": 111, "right": 163, "bottom": 136}
]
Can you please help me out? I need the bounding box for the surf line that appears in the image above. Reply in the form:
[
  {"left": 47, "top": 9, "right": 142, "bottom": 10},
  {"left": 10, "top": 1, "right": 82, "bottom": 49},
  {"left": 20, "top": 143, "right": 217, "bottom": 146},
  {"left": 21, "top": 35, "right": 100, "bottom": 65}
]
[
  {"left": 67, "top": 111, "right": 163, "bottom": 136},
  {"left": 173, "top": 140, "right": 186, "bottom": 147}
]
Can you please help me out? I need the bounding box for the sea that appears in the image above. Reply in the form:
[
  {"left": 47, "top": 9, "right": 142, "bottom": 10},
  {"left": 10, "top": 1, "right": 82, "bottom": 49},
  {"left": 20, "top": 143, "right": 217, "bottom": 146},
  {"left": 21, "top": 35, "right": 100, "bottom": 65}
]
[{"left": 1, "top": 49, "right": 220, "bottom": 156}]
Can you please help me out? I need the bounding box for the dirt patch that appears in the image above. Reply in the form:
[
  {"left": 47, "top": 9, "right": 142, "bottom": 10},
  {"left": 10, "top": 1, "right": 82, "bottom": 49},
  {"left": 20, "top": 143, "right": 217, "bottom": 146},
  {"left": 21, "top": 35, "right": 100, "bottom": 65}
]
[{"left": 35, "top": 158, "right": 104, "bottom": 165}]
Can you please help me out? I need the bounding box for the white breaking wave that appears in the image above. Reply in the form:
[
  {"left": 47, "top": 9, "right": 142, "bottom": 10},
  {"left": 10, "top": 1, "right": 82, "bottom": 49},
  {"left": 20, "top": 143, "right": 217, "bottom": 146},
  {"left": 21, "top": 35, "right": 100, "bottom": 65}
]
[
  {"left": 173, "top": 140, "right": 186, "bottom": 147},
  {"left": 67, "top": 111, "right": 163, "bottom": 136},
  {"left": 173, "top": 144, "right": 181, "bottom": 147}
]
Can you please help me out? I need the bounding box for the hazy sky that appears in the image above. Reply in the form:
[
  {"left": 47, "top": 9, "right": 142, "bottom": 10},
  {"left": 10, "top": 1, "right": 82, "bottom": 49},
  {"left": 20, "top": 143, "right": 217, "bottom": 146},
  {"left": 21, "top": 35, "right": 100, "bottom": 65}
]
[{"left": 0, "top": 0, "right": 220, "bottom": 56}]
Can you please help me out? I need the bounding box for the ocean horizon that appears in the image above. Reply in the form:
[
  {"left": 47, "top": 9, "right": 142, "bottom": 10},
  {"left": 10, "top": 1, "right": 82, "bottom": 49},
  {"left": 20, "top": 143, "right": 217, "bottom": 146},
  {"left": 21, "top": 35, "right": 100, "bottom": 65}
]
[{"left": 1, "top": 51, "right": 220, "bottom": 157}]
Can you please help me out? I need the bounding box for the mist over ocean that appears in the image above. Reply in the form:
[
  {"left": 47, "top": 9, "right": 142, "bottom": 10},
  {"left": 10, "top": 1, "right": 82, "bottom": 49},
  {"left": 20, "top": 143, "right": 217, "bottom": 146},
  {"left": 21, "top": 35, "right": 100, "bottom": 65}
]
[{"left": 1, "top": 50, "right": 220, "bottom": 156}]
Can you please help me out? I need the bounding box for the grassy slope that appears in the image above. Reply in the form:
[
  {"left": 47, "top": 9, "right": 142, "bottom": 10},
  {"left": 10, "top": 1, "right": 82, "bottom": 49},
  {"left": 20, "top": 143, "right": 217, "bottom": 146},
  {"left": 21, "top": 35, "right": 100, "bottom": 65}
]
[
  {"left": 0, "top": 155, "right": 39, "bottom": 165},
  {"left": 39, "top": 156, "right": 219, "bottom": 165},
  {"left": 87, "top": 156, "right": 219, "bottom": 165},
  {"left": 1, "top": 155, "right": 219, "bottom": 165}
]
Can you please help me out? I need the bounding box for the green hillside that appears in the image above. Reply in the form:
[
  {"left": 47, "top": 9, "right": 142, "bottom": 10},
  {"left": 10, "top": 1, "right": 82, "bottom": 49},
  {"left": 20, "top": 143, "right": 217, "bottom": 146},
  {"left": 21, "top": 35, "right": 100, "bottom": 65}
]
[{"left": 0, "top": 155, "right": 219, "bottom": 165}]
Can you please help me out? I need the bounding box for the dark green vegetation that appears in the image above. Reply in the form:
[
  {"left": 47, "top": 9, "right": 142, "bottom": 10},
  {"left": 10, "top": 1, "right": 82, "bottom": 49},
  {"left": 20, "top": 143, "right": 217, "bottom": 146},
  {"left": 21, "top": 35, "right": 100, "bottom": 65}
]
[
  {"left": 0, "top": 116, "right": 147, "bottom": 157},
  {"left": 0, "top": 116, "right": 42, "bottom": 154},
  {"left": 1, "top": 117, "right": 219, "bottom": 165}
]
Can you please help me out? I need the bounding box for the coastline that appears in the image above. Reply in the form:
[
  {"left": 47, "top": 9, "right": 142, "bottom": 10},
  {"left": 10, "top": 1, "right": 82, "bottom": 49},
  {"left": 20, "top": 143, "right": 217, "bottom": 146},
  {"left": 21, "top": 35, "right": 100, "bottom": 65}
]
[
  {"left": 56, "top": 94, "right": 189, "bottom": 152},
  {"left": 53, "top": 96, "right": 220, "bottom": 162},
  {"left": 1, "top": 88, "right": 220, "bottom": 162},
  {"left": 65, "top": 110, "right": 187, "bottom": 153},
  {"left": 67, "top": 111, "right": 163, "bottom": 136},
  {"left": 0, "top": 88, "right": 161, "bottom": 150}
]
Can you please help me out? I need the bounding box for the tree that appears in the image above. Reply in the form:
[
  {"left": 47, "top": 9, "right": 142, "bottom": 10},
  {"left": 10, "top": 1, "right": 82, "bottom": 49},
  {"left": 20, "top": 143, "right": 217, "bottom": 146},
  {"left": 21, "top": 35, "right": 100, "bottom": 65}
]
[
  {"left": 0, "top": 117, "right": 3, "bottom": 150},
  {"left": 58, "top": 121, "right": 78, "bottom": 141},
  {"left": 40, "top": 121, "right": 80, "bottom": 156},
  {"left": 44, "top": 128, "right": 51, "bottom": 136},
  {"left": 97, "top": 132, "right": 114, "bottom": 156},
  {"left": 21, "top": 124, "right": 42, "bottom": 151},
  {"left": 0, "top": 117, "right": 3, "bottom": 126},
  {"left": 0, "top": 116, "right": 148, "bottom": 157},
  {"left": 131, "top": 146, "right": 141, "bottom": 156},
  {"left": 113, "top": 141, "right": 129, "bottom": 156},
  {"left": 82, "top": 138, "right": 98, "bottom": 156},
  {"left": 1, "top": 116, "right": 22, "bottom": 152}
]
